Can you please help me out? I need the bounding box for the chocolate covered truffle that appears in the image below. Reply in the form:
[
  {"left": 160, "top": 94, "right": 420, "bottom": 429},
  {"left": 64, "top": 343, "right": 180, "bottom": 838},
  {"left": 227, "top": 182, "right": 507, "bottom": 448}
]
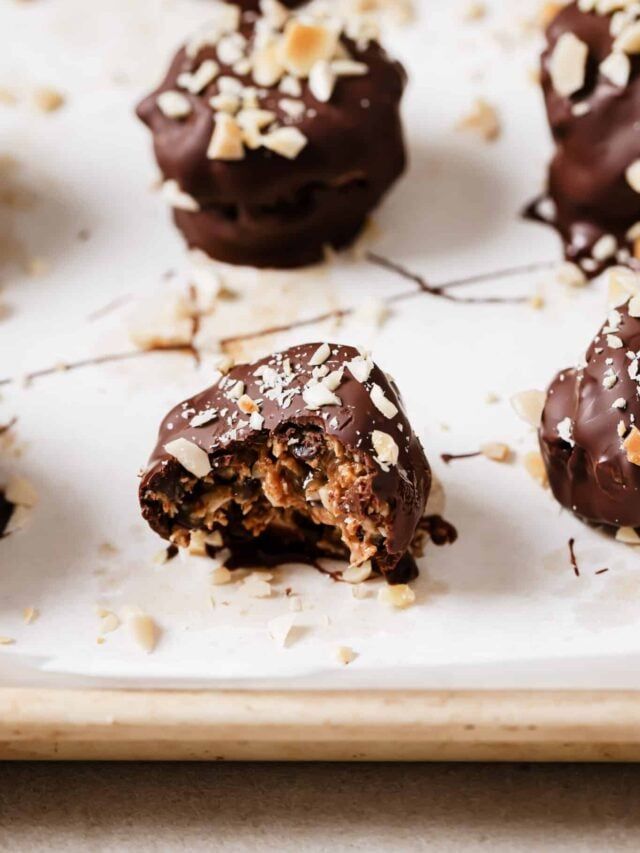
[
  {"left": 137, "top": 0, "right": 406, "bottom": 268},
  {"left": 536, "top": 2, "right": 640, "bottom": 277},
  {"left": 139, "top": 342, "right": 430, "bottom": 581},
  {"left": 540, "top": 272, "right": 640, "bottom": 529}
]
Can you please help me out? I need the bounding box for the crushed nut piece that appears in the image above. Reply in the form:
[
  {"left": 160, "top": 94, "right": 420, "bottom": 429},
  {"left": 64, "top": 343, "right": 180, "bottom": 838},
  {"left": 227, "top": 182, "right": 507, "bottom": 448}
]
[
  {"left": 212, "top": 566, "right": 232, "bottom": 585},
  {"left": 480, "top": 442, "right": 512, "bottom": 462},
  {"left": 342, "top": 560, "right": 372, "bottom": 584},
  {"left": 511, "top": 389, "right": 545, "bottom": 427},
  {"left": 280, "top": 20, "right": 338, "bottom": 77},
  {"left": 456, "top": 98, "right": 500, "bottom": 142},
  {"left": 127, "top": 611, "right": 158, "bottom": 653},
  {"left": 164, "top": 437, "right": 212, "bottom": 478},
  {"left": 157, "top": 90, "right": 192, "bottom": 119},
  {"left": 623, "top": 426, "right": 640, "bottom": 465},
  {"left": 378, "top": 583, "right": 415, "bottom": 608},
  {"left": 616, "top": 526, "right": 640, "bottom": 544},
  {"left": 207, "top": 113, "right": 245, "bottom": 160},
  {"left": 337, "top": 645, "right": 357, "bottom": 664},
  {"left": 22, "top": 607, "right": 38, "bottom": 625},
  {"left": 261, "top": 126, "right": 307, "bottom": 159},
  {"left": 33, "top": 87, "right": 65, "bottom": 112},
  {"left": 524, "top": 451, "right": 549, "bottom": 488},
  {"left": 268, "top": 613, "right": 296, "bottom": 647},
  {"left": 549, "top": 32, "right": 588, "bottom": 97}
]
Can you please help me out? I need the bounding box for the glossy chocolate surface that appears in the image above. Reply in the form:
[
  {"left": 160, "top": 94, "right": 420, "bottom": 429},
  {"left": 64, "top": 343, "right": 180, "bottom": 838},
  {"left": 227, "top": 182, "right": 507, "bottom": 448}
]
[{"left": 540, "top": 300, "right": 640, "bottom": 528}]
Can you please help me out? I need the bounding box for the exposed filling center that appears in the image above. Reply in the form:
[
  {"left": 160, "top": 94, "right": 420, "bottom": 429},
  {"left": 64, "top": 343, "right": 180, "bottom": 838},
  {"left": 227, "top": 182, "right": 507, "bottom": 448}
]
[{"left": 153, "top": 425, "right": 392, "bottom": 568}]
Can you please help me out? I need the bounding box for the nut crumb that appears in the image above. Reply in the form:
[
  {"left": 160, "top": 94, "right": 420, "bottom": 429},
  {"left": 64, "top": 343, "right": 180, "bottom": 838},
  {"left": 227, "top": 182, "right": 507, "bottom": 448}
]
[
  {"left": 22, "top": 606, "right": 38, "bottom": 625},
  {"left": 33, "top": 87, "right": 65, "bottom": 112},
  {"left": 524, "top": 451, "right": 549, "bottom": 488},
  {"left": 480, "top": 442, "right": 512, "bottom": 462},
  {"left": 456, "top": 98, "right": 500, "bottom": 142},
  {"left": 378, "top": 583, "right": 415, "bottom": 608},
  {"left": 336, "top": 645, "right": 357, "bottom": 664}
]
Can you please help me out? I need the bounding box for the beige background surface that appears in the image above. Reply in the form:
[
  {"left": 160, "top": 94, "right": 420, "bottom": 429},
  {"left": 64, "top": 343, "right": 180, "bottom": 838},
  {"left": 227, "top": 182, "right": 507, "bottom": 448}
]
[{"left": 0, "top": 762, "right": 639, "bottom": 851}]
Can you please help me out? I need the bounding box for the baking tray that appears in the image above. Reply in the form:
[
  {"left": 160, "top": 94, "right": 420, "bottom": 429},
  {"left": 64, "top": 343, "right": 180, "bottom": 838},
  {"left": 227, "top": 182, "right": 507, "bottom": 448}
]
[{"left": 4, "top": 0, "right": 640, "bottom": 761}]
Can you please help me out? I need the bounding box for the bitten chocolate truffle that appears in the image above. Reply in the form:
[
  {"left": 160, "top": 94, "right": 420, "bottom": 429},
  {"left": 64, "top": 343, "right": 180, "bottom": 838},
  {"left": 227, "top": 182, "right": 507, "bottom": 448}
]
[
  {"left": 536, "top": 2, "right": 640, "bottom": 277},
  {"left": 136, "top": 0, "right": 406, "bottom": 268},
  {"left": 139, "top": 342, "right": 430, "bottom": 582},
  {"left": 540, "top": 273, "right": 640, "bottom": 530}
]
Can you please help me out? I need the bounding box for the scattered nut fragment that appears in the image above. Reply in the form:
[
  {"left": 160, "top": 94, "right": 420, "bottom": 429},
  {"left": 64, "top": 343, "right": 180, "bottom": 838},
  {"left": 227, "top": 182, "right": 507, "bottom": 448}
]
[
  {"left": 378, "top": 583, "right": 415, "bottom": 608},
  {"left": 462, "top": 1, "right": 486, "bottom": 21},
  {"left": 614, "top": 21, "right": 640, "bottom": 55},
  {"left": 22, "top": 607, "right": 38, "bottom": 625},
  {"left": 369, "top": 384, "right": 398, "bottom": 419},
  {"left": 480, "top": 442, "right": 512, "bottom": 462},
  {"left": 33, "top": 87, "right": 65, "bottom": 112},
  {"left": 616, "top": 526, "right": 640, "bottom": 545},
  {"left": 524, "top": 450, "right": 549, "bottom": 488},
  {"left": 456, "top": 98, "right": 500, "bottom": 142},
  {"left": 623, "top": 426, "right": 640, "bottom": 465},
  {"left": 212, "top": 566, "right": 232, "bottom": 585},
  {"left": 511, "top": 389, "right": 545, "bottom": 427},
  {"left": 600, "top": 51, "right": 631, "bottom": 87},
  {"left": 268, "top": 613, "right": 296, "bottom": 647},
  {"left": 243, "top": 577, "right": 272, "bottom": 598},
  {"left": 538, "top": 2, "right": 563, "bottom": 27},
  {"left": 0, "top": 637, "right": 15, "bottom": 646},
  {"left": 549, "top": 32, "right": 588, "bottom": 97},
  {"left": 342, "top": 560, "right": 372, "bottom": 584},
  {"left": 99, "top": 610, "right": 121, "bottom": 634},
  {"left": 126, "top": 610, "right": 158, "bottom": 653},
  {"left": 337, "top": 645, "right": 357, "bottom": 665},
  {"left": 557, "top": 263, "right": 587, "bottom": 289},
  {"left": 161, "top": 180, "right": 200, "bottom": 212},
  {"left": 607, "top": 266, "right": 640, "bottom": 307},
  {"left": 371, "top": 430, "right": 399, "bottom": 470}
]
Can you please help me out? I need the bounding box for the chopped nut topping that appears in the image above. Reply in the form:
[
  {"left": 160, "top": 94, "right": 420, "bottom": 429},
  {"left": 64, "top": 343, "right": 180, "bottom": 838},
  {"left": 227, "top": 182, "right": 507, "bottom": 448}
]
[
  {"left": 157, "top": 90, "right": 192, "bottom": 119},
  {"left": 342, "top": 560, "right": 372, "bottom": 583},
  {"left": 227, "top": 379, "right": 245, "bottom": 399},
  {"left": 164, "top": 437, "right": 212, "bottom": 478},
  {"left": 303, "top": 381, "right": 341, "bottom": 409},
  {"left": 616, "top": 526, "right": 640, "bottom": 544},
  {"left": 337, "top": 645, "right": 357, "bottom": 664},
  {"left": 260, "top": 126, "right": 308, "bottom": 159},
  {"left": 456, "top": 98, "right": 500, "bottom": 141},
  {"left": 614, "top": 20, "right": 640, "bottom": 54},
  {"left": 511, "top": 389, "right": 545, "bottom": 427},
  {"left": 626, "top": 159, "right": 640, "bottom": 193},
  {"left": 524, "top": 451, "right": 549, "bottom": 488},
  {"left": 309, "top": 60, "right": 336, "bottom": 102},
  {"left": 371, "top": 430, "right": 399, "bottom": 470},
  {"left": 0, "top": 637, "right": 15, "bottom": 646},
  {"left": 280, "top": 20, "right": 338, "bottom": 78},
  {"left": 161, "top": 180, "right": 200, "bottom": 212},
  {"left": 207, "top": 113, "right": 245, "bottom": 160},
  {"left": 600, "top": 51, "right": 631, "bottom": 86},
  {"left": 549, "top": 32, "right": 588, "bottom": 97},
  {"left": 480, "top": 442, "right": 512, "bottom": 462},
  {"left": 557, "top": 261, "right": 587, "bottom": 288},
  {"left": 178, "top": 59, "right": 220, "bottom": 94},
  {"left": 378, "top": 583, "right": 415, "bottom": 608},
  {"left": 369, "top": 384, "right": 398, "bottom": 419},
  {"left": 346, "top": 355, "right": 373, "bottom": 383},
  {"left": 607, "top": 334, "right": 624, "bottom": 349},
  {"left": 237, "top": 394, "right": 259, "bottom": 414},
  {"left": 623, "top": 425, "right": 640, "bottom": 464},
  {"left": 608, "top": 266, "right": 640, "bottom": 306},
  {"left": 309, "top": 343, "right": 331, "bottom": 366},
  {"left": 243, "top": 576, "right": 272, "bottom": 598}
]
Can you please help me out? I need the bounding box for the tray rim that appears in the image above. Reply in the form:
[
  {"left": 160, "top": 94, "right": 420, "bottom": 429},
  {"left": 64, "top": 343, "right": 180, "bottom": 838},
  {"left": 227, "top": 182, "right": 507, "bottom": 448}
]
[{"left": 2, "top": 687, "right": 640, "bottom": 761}]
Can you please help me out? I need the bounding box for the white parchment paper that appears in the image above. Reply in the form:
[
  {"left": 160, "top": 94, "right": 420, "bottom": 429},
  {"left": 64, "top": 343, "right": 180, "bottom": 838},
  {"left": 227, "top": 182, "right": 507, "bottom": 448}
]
[{"left": 2, "top": 0, "right": 639, "bottom": 689}]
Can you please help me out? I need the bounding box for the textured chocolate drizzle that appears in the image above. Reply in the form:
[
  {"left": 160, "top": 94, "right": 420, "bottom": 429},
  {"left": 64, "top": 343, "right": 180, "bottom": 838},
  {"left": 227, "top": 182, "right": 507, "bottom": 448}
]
[
  {"left": 540, "top": 300, "right": 640, "bottom": 528},
  {"left": 140, "top": 342, "right": 431, "bottom": 580},
  {"left": 535, "top": 2, "right": 640, "bottom": 275}
]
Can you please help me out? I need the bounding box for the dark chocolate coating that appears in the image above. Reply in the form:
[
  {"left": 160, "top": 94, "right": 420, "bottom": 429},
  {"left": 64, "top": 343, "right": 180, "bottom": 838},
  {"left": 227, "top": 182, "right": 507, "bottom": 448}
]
[
  {"left": 139, "top": 342, "right": 431, "bottom": 579},
  {"left": 136, "top": 8, "right": 406, "bottom": 267},
  {"left": 0, "top": 490, "right": 14, "bottom": 538},
  {"left": 537, "top": 3, "right": 640, "bottom": 274},
  {"left": 539, "top": 300, "right": 640, "bottom": 528}
]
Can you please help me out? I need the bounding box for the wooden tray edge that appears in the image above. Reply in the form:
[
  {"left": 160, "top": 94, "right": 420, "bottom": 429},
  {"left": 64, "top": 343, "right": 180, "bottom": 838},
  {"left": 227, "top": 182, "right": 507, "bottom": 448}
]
[{"left": 1, "top": 687, "right": 639, "bottom": 761}]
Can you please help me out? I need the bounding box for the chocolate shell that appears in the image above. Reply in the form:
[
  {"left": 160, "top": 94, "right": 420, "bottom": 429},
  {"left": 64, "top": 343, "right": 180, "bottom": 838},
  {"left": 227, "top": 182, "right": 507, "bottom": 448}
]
[
  {"left": 535, "top": 2, "right": 640, "bottom": 276},
  {"left": 540, "top": 290, "right": 640, "bottom": 529},
  {"left": 136, "top": 2, "right": 406, "bottom": 268},
  {"left": 139, "top": 343, "right": 431, "bottom": 581}
]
